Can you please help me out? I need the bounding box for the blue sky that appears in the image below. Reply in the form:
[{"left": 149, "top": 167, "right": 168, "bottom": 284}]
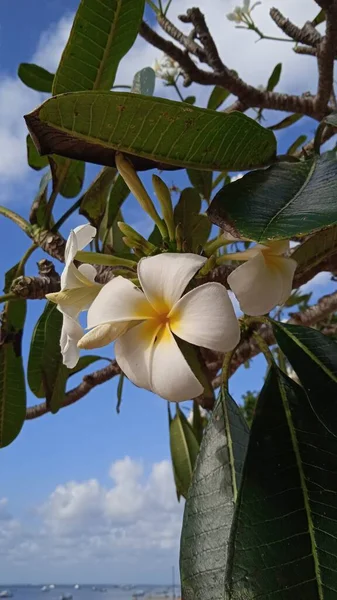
[{"left": 0, "top": 0, "right": 336, "bottom": 585}]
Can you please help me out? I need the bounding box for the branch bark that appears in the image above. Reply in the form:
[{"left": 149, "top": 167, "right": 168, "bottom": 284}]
[{"left": 315, "top": 0, "right": 337, "bottom": 116}]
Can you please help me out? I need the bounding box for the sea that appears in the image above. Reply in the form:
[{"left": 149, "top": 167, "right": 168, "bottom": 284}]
[{"left": 0, "top": 586, "right": 181, "bottom": 600}]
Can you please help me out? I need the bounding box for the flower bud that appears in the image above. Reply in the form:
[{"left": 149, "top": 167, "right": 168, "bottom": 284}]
[{"left": 152, "top": 175, "right": 175, "bottom": 241}]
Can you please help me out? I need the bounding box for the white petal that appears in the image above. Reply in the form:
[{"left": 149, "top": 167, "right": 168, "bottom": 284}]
[
  {"left": 265, "top": 239, "right": 290, "bottom": 256},
  {"left": 78, "top": 263, "right": 97, "bottom": 282},
  {"left": 137, "top": 253, "right": 206, "bottom": 312},
  {"left": 228, "top": 252, "right": 295, "bottom": 316},
  {"left": 150, "top": 325, "right": 204, "bottom": 402},
  {"left": 60, "top": 314, "right": 84, "bottom": 368},
  {"left": 65, "top": 224, "right": 96, "bottom": 264},
  {"left": 115, "top": 320, "right": 160, "bottom": 392},
  {"left": 169, "top": 283, "right": 240, "bottom": 352},
  {"left": 275, "top": 256, "right": 297, "bottom": 304},
  {"left": 47, "top": 286, "right": 100, "bottom": 318},
  {"left": 78, "top": 322, "right": 131, "bottom": 349},
  {"left": 87, "top": 276, "right": 155, "bottom": 329}
]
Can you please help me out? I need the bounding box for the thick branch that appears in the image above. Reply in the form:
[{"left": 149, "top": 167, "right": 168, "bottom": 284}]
[
  {"left": 270, "top": 8, "right": 322, "bottom": 46},
  {"left": 11, "top": 260, "right": 60, "bottom": 299},
  {"left": 156, "top": 13, "right": 206, "bottom": 62},
  {"left": 294, "top": 46, "right": 318, "bottom": 57},
  {"left": 26, "top": 360, "right": 121, "bottom": 420},
  {"left": 31, "top": 227, "right": 66, "bottom": 262},
  {"left": 315, "top": 0, "right": 337, "bottom": 115}
]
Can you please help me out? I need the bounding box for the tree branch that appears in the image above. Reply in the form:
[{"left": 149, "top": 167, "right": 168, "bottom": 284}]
[
  {"left": 11, "top": 259, "right": 60, "bottom": 299},
  {"left": 315, "top": 0, "right": 337, "bottom": 116},
  {"left": 178, "top": 7, "right": 226, "bottom": 72},
  {"left": 26, "top": 360, "right": 121, "bottom": 420},
  {"left": 270, "top": 8, "right": 322, "bottom": 46}
]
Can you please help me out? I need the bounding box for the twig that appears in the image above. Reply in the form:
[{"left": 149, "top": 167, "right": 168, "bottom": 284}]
[
  {"left": 26, "top": 360, "right": 121, "bottom": 419},
  {"left": 294, "top": 46, "right": 318, "bottom": 57},
  {"left": 156, "top": 13, "right": 206, "bottom": 61},
  {"left": 315, "top": 0, "right": 337, "bottom": 116},
  {"left": 179, "top": 8, "right": 226, "bottom": 72}
]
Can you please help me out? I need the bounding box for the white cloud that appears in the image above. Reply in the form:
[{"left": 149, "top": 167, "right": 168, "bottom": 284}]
[
  {"left": 1, "top": 458, "right": 183, "bottom": 580},
  {"left": 32, "top": 15, "right": 74, "bottom": 72},
  {"left": 300, "top": 271, "right": 333, "bottom": 292}
]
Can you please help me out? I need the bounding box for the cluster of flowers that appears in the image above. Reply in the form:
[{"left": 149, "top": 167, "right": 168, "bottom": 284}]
[{"left": 47, "top": 224, "right": 296, "bottom": 402}]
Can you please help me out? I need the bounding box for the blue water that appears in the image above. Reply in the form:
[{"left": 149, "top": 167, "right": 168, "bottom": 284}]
[{"left": 0, "top": 586, "right": 181, "bottom": 600}]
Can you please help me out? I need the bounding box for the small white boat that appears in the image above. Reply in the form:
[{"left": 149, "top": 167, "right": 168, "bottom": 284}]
[
  {"left": 0, "top": 592, "right": 13, "bottom": 598},
  {"left": 74, "top": 586, "right": 80, "bottom": 590}
]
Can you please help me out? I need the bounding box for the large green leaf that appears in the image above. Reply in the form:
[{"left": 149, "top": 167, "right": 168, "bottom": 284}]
[
  {"left": 27, "top": 134, "right": 49, "bottom": 170},
  {"left": 169, "top": 405, "right": 200, "bottom": 500},
  {"left": 226, "top": 365, "right": 337, "bottom": 598},
  {"left": 174, "top": 187, "right": 211, "bottom": 250},
  {"left": 291, "top": 225, "right": 337, "bottom": 274},
  {"left": 186, "top": 169, "right": 212, "bottom": 202},
  {"left": 131, "top": 67, "right": 155, "bottom": 96},
  {"left": 25, "top": 92, "right": 277, "bottom": 172},
  {"left": 207, "top": 86, "right": 231, "bottom": 111},
  {"left": 180, "top": 390, "right": 249, "bottom": 600},
  {"left": 18, "top": 63, "right": 54, "bottom": 93},
  {"left": 0, "top": 267, "right": 27, "bottom": 448},
  {"left": 272, "top": 321, "right": 337, "bottom": 432},
  {"left": 28, "top": 303, "right": 68, "bottom": 411},
  {"left": 52, "top": 0, "right": 145, "bottom": 95},
  {"left": 68, "top": 355, "right": 109, "bottom": 377},
  {"left": 80, "top": 166, "right": 116, "bottom": 227},
  {"left": 49, "top": 156, "right": 85, "bottom": 199},
  {"left": 208, "top": 151, "right": 337, "bottom": 241}
]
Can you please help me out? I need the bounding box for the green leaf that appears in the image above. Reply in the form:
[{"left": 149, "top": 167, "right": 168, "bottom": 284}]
[
  {"left": 18, "top": 63, "right": 54, "bottom": 93},
  {"left": 68, "top": 355, "right": 108, "bottom": 377},
  {"left": 116, "top": 372, "right": 124, "bottom": 413},
  {"left": 268, "top": 113, "right": 303, "bottom": 131},
  {"left": 148, "top": 224, "right": 162, "bottom": 246},
  {"left": 208, "top": 151, "right": 337, "bottom": 241},
  {"left": 272, "top": 321, "right": 337, "bottom": 433},
  {"left": 191, "top": 400, "right": 204, "bottom": 445},
  {"left": 189, "top": 214, "right": 211, "bottom": 250},
  {"left": 287, "top": 134, "right": 307, "bottom": 155},
  {"left": 25, "top": 92, "right": 277, "bottom": 172},
  {"left": 312, "top": 8, "right": 325, "bottom": 25},
  {"left": 80, "top": 167, "right": 117, "bottom": 228},
  {"left": 291, "top": 224, "right": 337, "bottom": 275},
  {"left": 131, "top": 67, "right": 155, "bottom": 96},
  {"left": 30, "top": 171, "right": 53, "bottom": 226},
  {"left": 52, "top": 0, "right": 145, "bottom": 95},
  {"left": 226, "top": 365, "right": 337, "bottom": 598},
  {"left": 180, "top": 390, "right": 249, "bottom": 600},
  {"left": 174, "top": 187, "right": 201, "bottom": 228},
  {"left": 28, "top": 303, "right": 68, "bottom": 411},
  {"left": 207, "top": 86, "right": 231, "bottom": 110},
  {"left": 184, "top": 96, "right": 196, "bottom": 105},
  {"left": 49, "top": 156, "right": 85, "bottom": 199},
  {"left": 266, "top": 62, "right": 282, "bottom": 91},
  {"left": 106, "top": 175, "right": 130, "bottom": 229},
  {"left": 0, "top": 266, "right": 27, "bottom": 448},
  {"left": 284, "top": 291, "right": 312, "bottom": 308},
  {"left": 169, "top": 405, "right": 200, "bottom": 500},
  {"left": 27, "top": 134, "right": 49, "bottom": 170},
  {"left": 186, "top": 169, "right": 213, "bottom": 201}
]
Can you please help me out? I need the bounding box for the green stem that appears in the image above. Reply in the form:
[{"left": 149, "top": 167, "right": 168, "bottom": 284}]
[
  {"left": 252, "top": 330, "right": 275, "bottom": 367},
  {"left": 0, "top": 293, "right": 19, "bottom": 304},
  {"left": 52, "top": 198, "right": 82, "bottom": 232},
  {"left": 75, "top": 251, "right": 137, "bottom": 269},
  {"left": 111, "top": 85, "right": 132, "bottom": 89},
  {"left": 44, "top": 186, "right": 59, "bottom": 228},
  {"left": 221, "top": 347, "right": 237, "bottom": 391},
  {"left": 146, "top": 0, "right": 160, "bottom": 14},
  {"left": 0, "top": 206, "right": 30, "bottom": 233},
  {"left": 164, "top": 0, "right": 173, "bottom": 15},
  {"left": 212, "top": 171, "right": 227, "bottom": 190},
  {"left": 16, "top": 244, "right": 37, "bottom": 276},
  {"left": 277, "top": 347, "right": 287, "bottom": 373},
  {"left": 173, "top": 80, "right": 185, "bottom": 102}
]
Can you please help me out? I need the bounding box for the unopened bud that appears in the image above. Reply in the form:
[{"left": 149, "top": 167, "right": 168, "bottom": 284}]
[
  {"left": 152, "top": 175, "right": 175, "bottom": 241},
  {"left": 175, "top": 223, "right": 183, "bottom": 252},
  {"left": 118, "top": 222, "right": 156, "bottom": 254}
]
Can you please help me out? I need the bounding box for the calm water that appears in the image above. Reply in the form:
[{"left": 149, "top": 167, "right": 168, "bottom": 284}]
[{"left": 0, "top": 586, "right": 180, "bottom": 600}]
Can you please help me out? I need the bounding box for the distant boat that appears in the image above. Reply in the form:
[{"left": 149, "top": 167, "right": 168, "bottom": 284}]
[
  {"left": 132, "top": 591, "right": 145, "bottom": 598},
  {"left": 74, "top": 585, "right": 80, "bottom": 590},
  {"left": 49, "top": 586, "right": 55, "bottom": 590},
  {"left": 41, "top": 588, "right": 49, "bottom": 592},
  {"left": 0, "top": 592, "right": 13, "bottom": 598},
  {"left": 59, "top": 595, "right": 72, "bottom": 600}
]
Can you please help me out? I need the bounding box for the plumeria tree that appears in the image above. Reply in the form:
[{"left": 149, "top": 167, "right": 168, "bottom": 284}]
[{"left": 2, "top": 0, "right": 337, "bottom": 596}]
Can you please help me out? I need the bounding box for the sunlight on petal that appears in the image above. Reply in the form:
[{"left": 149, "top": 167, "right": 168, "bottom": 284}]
[
  {"left": 78, "top": 322, "right": 132, "bottom": 349},
  {"left": 60, "top": 314, "right": 84, "bottom": 369},
  {"left": 170, "top": 283, "right": 240, "bottom": 352},
  {"left": 115, "top": 320, "right": 161, "bottom": 392}
]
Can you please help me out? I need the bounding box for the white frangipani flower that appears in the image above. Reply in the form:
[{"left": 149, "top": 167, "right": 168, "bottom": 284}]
[
  {"left": 227, "top": 240, "right": 297, "bottom": 316},
  {"left": 78, "top": 253, "right": 240, "bottom": 402},
  {"left": 153, "top": 54, "right": 181, "bottom": 82},
  {"left": 46, "top": 224, "right": 101, "bottom": 368}
]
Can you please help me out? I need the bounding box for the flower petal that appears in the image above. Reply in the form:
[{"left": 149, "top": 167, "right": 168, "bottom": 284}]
[
  {"left": 47, "top": 286, "right": 100, "bottom": 317},
  {"left": 87, "top": 276, "right": 155, "bottom": 329},
  {"left": 274, "top": 256, "right": 297, "bottom": 304},
  {"left": 78, "top": 263, "right": 97, "bottom": 283},
  {"left": 170, "top": 283, "right": 240, "bottom": 352},
  {"left": 60, "top": 314, "right": 84, "bottom": 368},
  {"left": 115, "top": 320, "right": 161, "bottom": 392},
  {"left": 150, "top": 325, "right": 204, "bottom": 402},
  {"left": 78, "top": 322, "right": 131, "bottom": 349},
  {"left": 265, "top": 240, "right": 290, "bottom": 256},
  {"left": 65, "top": 224, "right": 96, "bottom": 264},
  {"left": 228, "top": 252, "right": 295, "bottom": 316},
  {"left": 137, "top": 253, "right": 206, "bottom": 313}
]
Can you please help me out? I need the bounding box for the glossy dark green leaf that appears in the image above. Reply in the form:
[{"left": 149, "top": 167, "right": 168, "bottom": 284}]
[
  {"left": 0, "top": 266, "right": 27, "bottom": 448},
  {"left": 268, "top": 113, "right": 303, "bottom": 131},
  {"left": 291, "top": 225, "right": 337, "bottom": 275},
  {"left": 266, "top": 62, "right": 282, "bottom": 91},
  {"left": 18, "top": 63, "right": 54, "bottom": 93},
  {"left": 207, "top": 86, "right": 231, "bottom": 111},
  {"left": 52, "top": 0, "right": 145, "bottom": 95},
  {"left": 49, "top": 156, "right": 85, "bottom": 199},
  {"left": 208, "top": 151, "right": 337, "bottom": 241},
  {"left": 25, "top": 92, "right": 277, "bottom": 172},
  {"left": 287, "top": 134, "right": 307, "bottom": 155},
  {"left": 131, "top": 67, "right": 155, "bottom": 96},
  {"left": 27, "top": 134, "right": 49, "bottom": 170},
  {"left": 68, "top": 355, "right": 108, "bottom": 377},
  {"left": 170, "top": 405, "right": 200, "bottom": 500},
  {"left": 116, "top": 372, "right": 124, "bottom": 413},
  {"left": 226, "top": 365, "right": 337, "bottom": 598},
  {"left": 186, "top": 169, "right": 212, "bottom": 201},
  {"left": 28, "top": 302, "right": 68, "bottom": 411},
  {"left": 180, "top": 390, "right": 249, "bottom": 600},
  {"left": 272, "top": 321, "right": 337, "bottom": 432},
  {"left": 80, "top": 167, "right": 117, "bottom": 227}
]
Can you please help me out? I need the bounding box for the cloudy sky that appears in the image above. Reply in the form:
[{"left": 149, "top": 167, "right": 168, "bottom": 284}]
[{"left": 0, "top": 0, "right": 335, "bottom": 586}]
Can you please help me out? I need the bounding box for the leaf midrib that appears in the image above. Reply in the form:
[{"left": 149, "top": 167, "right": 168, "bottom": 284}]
[
  {"left": 279, "top": 373, "right": 324, "bottom": 600},
  {"left": 94, "top": 0, "right": 122, "bottom": 90}
]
